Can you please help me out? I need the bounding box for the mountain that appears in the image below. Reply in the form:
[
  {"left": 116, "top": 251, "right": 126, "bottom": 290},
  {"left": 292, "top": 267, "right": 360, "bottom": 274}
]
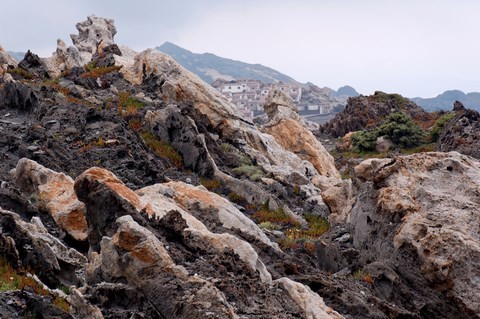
[
  {"left": 6, "top": 51, "right": 24, "bottom": 61},
  {"left": 411, "top": 90, "right": 480, "bottom": 111},
  {"left": 156, "top": 41, "right": 296, "bottom": 84}
]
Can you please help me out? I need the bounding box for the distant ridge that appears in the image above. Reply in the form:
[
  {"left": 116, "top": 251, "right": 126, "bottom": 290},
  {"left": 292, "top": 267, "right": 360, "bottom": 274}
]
[
  {"left": 411, "top": 90, "right": 480, "bottom": 111},
  {"left": 6, "top": 51, "right": 24, "bottom": 61},
  {"left": 156, "top": 42, "right": 297, "bottom": 84}
]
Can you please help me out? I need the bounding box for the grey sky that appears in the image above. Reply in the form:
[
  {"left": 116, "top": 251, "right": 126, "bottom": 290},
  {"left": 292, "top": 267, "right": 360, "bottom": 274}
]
[{"left": 1, "top": 0, "right": 479, "bottom": 97}]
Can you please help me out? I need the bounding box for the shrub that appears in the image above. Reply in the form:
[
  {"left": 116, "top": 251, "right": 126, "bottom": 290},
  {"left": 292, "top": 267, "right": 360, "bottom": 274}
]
[{"left": 352, "top": 112, "right": 426, "bottom": 151}]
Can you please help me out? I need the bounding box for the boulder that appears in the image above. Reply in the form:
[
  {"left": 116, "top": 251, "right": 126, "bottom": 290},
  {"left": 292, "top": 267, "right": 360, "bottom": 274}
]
[
  {"left": 12, "top": 158, "right": 87, "bottom": 241},
  {"left": 349, "top": 152, "right": 480, "bottom": 316},
  {"left": 375, "top": 136, "right": 394, "bottom": 153}
]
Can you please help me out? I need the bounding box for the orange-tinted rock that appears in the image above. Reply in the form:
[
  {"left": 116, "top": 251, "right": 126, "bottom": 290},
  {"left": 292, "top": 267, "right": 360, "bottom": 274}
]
[{"left": 12, "top": 158, "right": 87, "bottom": 241}]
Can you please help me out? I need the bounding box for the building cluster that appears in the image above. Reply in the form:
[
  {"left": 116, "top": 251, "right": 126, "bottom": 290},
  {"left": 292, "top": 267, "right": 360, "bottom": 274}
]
[{"left": 212, "top": 80, "right": 302, "bottom": 120}]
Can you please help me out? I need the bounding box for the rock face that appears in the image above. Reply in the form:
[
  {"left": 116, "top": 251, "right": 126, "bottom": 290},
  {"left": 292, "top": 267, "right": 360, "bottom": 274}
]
[
  {"left": 437, "top": 103, "right": 480, "bottom": 159},
  {"left": 319, "top": 152, "right": 480, "bottom": 318},
  {"left": 12, "top": 158, "right": 88, "bottom": 241},
  {"left": 262, "top": 90, "right": 340, "bottom": 179},
  {"left": 322, "top": 91, "right": 431, "bottom": 138}
]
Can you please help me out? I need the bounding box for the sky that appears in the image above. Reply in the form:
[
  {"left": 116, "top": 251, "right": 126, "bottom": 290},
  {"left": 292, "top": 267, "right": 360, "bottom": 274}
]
[{"left": 1, "top": 0, "right": 479, "bottom": 98}]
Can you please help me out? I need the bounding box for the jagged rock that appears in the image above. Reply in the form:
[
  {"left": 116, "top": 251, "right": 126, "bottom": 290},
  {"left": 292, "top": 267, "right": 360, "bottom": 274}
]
[
  {"left": 344, "top": 152, "right": 480, "bottom": 317},
  {"left": 437, "top": 106, "right": 480, "bottom": 159},
  {"left": 12, "top": 158, "right": 88, "bottom": 241},
  {"left": 0, "top": 81, "right": 38, "bottom": 111},
  {"left": 139, "top": 181, "right": 280, "bottom": 251},
  {"left": 0, "top": 290, "right": 72, "bottom": 319},
  {"left": 145, "top": 105, "right": 217, "bottom": 176},
  {"left": 263, "top": 89, "right": 300, "bottom": 123},
  {"left": 18, "top": 50, "right": 50, "bottom": 78},
  {"left": 69, "top": 288, "right": 104, "bottom": 319},
  {"left": 0, "top": 208, "right": 87, "bottom": 288},
  {"left": 276, "top": 277, "right": 344, "bottom": 319}
]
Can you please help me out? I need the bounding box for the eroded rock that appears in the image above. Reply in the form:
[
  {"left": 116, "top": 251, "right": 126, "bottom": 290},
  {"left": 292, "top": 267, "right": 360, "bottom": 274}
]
[{"left": 12, "top": 158, "right": 87, "bottom": 241}]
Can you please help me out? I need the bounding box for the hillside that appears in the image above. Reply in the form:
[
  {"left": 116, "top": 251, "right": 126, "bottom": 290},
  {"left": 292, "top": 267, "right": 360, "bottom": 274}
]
[
  {"left": 411, "top": 89, "right": 480, "bottom": 111},
  {"left": 157, "top": 41, "right": 297, "bottom": 84},
  {"left": 0, "top": 16, "right": 479, "bottom": 319}
]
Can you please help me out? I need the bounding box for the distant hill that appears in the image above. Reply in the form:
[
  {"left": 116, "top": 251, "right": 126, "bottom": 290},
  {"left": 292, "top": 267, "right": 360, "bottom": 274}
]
[
  {"left": 332, "top": 85, "right": 359, "bottom": 97},
  {"left": 156, "top": 42, "right": 297, "bottom": 84},
  {"left": 411, "top": 90, "right": 480, "bottom": 112},
  {"left": 7, "top": 51, "right": 24, "bottom": 61}
]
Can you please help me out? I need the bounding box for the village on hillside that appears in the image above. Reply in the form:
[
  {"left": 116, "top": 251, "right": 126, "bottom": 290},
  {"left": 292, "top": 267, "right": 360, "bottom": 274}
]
[{"left": 211, "top": 79, "right": 341, "bottom": 120}]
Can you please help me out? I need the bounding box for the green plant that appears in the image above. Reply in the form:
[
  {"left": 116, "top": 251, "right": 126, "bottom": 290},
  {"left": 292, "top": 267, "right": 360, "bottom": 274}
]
[
  {"left": 352, "top": 112, "right": 426, "bottom": 151},
  {"left": 227, "top": 192, "right": 247, "bottom": 205},
  {"left": 141, "top": 131, "right": 183, "bottom": 168},
  {"left": 232, "top": 165, "right": 264, "bottom": 181},
  {"left": 118, "top": 92, "right": 145, "bottom": 116},
  {"left": 7, "top": 67, "right": 33, "bottom": 79},
  {"left": 259, "top": 221, "right": 278, "bottom": 231},
  {"left": 253, "top": 207, "right": 299, "bottom": 227},
  {"left": 429, "top": 112, "right": 455, "bottom": 142}
]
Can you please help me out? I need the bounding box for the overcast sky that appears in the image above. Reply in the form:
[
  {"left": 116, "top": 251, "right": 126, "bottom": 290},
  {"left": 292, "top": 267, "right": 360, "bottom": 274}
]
[{"left": 1, "top": 0, "right": 479, "bottom": 97}]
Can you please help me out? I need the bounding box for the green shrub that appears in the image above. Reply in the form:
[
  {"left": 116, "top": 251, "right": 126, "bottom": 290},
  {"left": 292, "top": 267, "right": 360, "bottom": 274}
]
[
  {"left": 429, "top": 112, "right": 455, "bottom": 142},
  {"left": 352, "top": 112, "right": 426, "bottom": 151}
]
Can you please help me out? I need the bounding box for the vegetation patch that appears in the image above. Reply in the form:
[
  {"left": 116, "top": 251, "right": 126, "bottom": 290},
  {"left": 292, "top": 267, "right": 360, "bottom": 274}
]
[
  {"left": 80, "top": 61, "right": 122, "bottom": 78},
  {"left": 351, "top": 269, "right": 375, "bottom": 285},
  {"left": 232, "top": 165, "right": 264, "bottom": 181},
  {"left": 352, "top": 112, "right": 426, "bottom": 151},
  {"left": 199, "top": 177, "right": 222, "bottom": 192},
  {"left": 0, "top": 257, "right": 70, "bottom": 312},
  {"left": 141, "top": 130, "right": 183, "bottom": 168},
  {"left": 253, "top": 206, "right": 299, "bottom": 227},
  {"left": 118, "top": 92, "right": 145, "bottom": 116},
  {"left": 7, "top": 67, "right": 33, "bottom": 79}
]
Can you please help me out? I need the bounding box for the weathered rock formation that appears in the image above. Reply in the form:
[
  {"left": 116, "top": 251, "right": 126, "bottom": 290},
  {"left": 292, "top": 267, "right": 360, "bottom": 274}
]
[
  {"left": 437, "top": 102, "right": 480, "bottom": 159},
  {"left": 1, "top": 15, "right": 480, "bottom": 319},
  {"left": 318, "top": 152, "right": 480, "bottom": 318}
]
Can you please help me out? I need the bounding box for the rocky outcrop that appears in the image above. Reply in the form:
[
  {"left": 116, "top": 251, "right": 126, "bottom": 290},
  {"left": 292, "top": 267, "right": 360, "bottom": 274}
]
[
  {"left": 0, "top": 45, "right": 17, "bottom": 74},
  {"left": 262, "top": 90, "right": 340, "bottom": 179},
  {"left": 12, "top": 158, "right": 88, "bottom": 241},
  {"left": 319, "top": 152, "right": 480, "bottom": 318},
  {"left": 436, "top": 103, "right": 480, "bottom": 159},
  {"left": 322, "top": 91, "right": 431, "bottom": 138}
]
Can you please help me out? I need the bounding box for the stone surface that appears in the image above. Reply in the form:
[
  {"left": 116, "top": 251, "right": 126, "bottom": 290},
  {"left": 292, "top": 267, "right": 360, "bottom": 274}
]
[
  {"left": 350, "top": 152, "right": 480, "bottom": 316},
  {"left": 437, "top": 107, "right": 480, "bottom": 159},
  {"left": 276, "top": 277, "right": 344, "bottom": 319},
  {"left": 12, "top": 158, "right": 87, "bottom": 241},
  {"left": 0, "top": 45, "right": 17, "bottom": 74},
  {"left": 0, "top": 208, "right": 87, "bottom": 288}
]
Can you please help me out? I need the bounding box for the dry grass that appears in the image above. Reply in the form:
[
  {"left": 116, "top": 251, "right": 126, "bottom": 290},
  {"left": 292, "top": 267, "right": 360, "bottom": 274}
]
[{"left": 141, "top": 131, "right": 183, "bottom": 168}]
